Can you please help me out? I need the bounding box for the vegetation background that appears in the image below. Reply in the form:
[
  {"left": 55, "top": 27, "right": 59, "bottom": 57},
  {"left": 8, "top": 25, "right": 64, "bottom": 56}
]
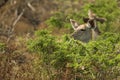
[{"left": 0, "top": 0, "right": 120, "bottom": 80}]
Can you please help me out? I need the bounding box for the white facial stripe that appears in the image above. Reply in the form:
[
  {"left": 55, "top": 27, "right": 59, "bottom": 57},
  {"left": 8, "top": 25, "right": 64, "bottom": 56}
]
[
  {"left": 86, "top": 23, "right": 91, "bottom": 28},
  {"left": 70, "top": 19, "right": 78, "bottom": 30},
  {"left": 75, "top": 22, "right": 78, "bottom": 27}
]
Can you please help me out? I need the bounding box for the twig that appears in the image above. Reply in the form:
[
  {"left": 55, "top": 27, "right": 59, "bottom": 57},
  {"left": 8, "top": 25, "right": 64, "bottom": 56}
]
[
  {"left": 27, "top": 2, "right": 36, "bottom": 12},
  {"left": 7, "top": 9, "right": 25, "bottom": 43}
]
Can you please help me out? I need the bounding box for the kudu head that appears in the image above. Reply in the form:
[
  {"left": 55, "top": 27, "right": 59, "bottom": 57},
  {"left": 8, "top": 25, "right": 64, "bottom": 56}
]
[
  {"left": 70, "top": 10, "right": 106, "bottom": 42},
  {"left": 70, "top": 19, "right": 91, "bottom": 31},
  {"left": 70, "top": 19, "right": 92, "bottom": 42}
]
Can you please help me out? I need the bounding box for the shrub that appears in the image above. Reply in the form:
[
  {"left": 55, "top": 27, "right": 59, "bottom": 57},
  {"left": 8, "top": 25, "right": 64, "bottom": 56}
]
[
  {"left": 27, "top": 30, "right": 57, "bottom": 54},
  {"left": 0, "top": 42, "right": 5, "bottom": 53},
  {"left": 27, "top": 30, "right": 120, "bottom": 80},
  {"left": 46, "top": 0, "right": 120, "bottom": 34},
  {"left": 80, "top": 0, "right": 120, "bottom": 33},
  {"left": 46, "top": 12, "right": 65, "bottom": 28}
]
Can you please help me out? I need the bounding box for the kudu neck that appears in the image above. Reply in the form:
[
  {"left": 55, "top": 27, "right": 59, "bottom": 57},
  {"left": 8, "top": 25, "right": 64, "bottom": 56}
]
[{"left": 90, "top": 19, "right": 100, "bottom": 40}]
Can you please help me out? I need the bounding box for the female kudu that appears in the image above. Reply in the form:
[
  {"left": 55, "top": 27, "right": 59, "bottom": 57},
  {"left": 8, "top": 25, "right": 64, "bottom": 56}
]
[{"left": 70, "top": 10, "right": 106, "bottom": 42}]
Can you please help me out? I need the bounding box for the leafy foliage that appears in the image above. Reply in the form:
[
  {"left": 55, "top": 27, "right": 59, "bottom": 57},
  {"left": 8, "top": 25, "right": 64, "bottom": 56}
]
[
  {"left": 46, "top": 12, "right": 65, "bottom": 28},
  {"left": 27, "top": 30, "right": 57, "bottom": 54},
  {"left": 46, "top": 0, "right": 120, "bottom": 33},
  {"left": 0, "top": 42, "right": 5, "bottom": 53},
  {"left": 27, "top": 30, "right": 120, "bottom": 80},
  {"left": 1, "top": 0, "right": 120, "bottom": 80},
  {"left": 83, "top": 0, "right": 120, "bottom": 32}
]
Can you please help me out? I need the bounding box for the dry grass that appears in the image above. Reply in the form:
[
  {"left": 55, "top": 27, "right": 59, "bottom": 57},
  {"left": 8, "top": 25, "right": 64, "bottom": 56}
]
[
  {"left": 0, "top": 52, "right": 36, "bottom": 80},
  {"left": 0, "top": 35, "right": 36, "bottom": 80}
]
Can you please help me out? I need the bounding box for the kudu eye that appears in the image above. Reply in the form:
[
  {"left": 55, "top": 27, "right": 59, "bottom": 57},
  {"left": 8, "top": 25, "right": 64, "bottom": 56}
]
[{"left": 87, "top": 19, "right": 95, "bottom": 28}]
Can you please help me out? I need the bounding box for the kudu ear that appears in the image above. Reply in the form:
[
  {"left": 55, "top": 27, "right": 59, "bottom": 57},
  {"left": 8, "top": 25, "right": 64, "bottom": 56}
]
[
  {"left": 83, "top": 17, "right": 89, "bottom": 23},
  {"left": 88, "top": 9, "right": 97, "bottom": 19},
  {"left": 70, "top": 19, "right": 79, "bottom": 30},
  {"left": 96, "top": 17, "right": 107, "bottom": 24}
]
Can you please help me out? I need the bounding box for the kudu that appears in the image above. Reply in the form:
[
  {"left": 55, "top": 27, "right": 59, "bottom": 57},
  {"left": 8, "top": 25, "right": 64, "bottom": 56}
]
[
  {"left": 70, "top": 10, "right": 106, "bottom": 42},
  {"left": 70, "top": 19, "right": 91, "bottom": 31}
]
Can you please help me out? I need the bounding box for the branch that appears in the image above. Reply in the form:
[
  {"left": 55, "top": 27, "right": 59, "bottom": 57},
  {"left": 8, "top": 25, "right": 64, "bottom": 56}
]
[
  {"left": 12, "top": 9, "right": 25, "bottom": 27},
  {"left": 7, "top": 9, "right": 25, "bottom": 43},
  {"left": 27, "top": 2, "right": 36, "bottom": 12}
]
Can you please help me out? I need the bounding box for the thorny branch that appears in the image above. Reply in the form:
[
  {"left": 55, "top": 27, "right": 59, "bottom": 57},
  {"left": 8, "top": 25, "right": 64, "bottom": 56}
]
[{"left": 7, "top": 9, "right": 25, "bottom": 43}]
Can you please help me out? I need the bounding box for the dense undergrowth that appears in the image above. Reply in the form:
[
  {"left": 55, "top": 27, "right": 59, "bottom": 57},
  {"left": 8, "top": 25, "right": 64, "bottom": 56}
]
[
  {"left": 0, "top": 0, "right": 120, "bottom": 80},
  {"left": 1, "top": 30, "right": 120, "bottom": 80},
  {"left": 46, "top": 0, "right": 120, "bottom": 33},
  {"left": 27, "top": 30, "right": 120, "bottom": 80}
]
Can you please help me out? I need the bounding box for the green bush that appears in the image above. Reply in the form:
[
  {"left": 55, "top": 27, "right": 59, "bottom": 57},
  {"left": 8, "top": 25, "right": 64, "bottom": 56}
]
[
  {"left": 0, "top": 43, "right": 5, "bottom": 53},
  {"left": 46, "top": 0, "right": 120, "bottom": 33},
  {"left": 27, "top": 30, "right": 57, "bottom": 54},
  {"left": 27, "top": 30, "right": 120, "bottom": 80},
  {"left": 52, "top": 36, "right": 86, "bottom": 69},
  {"left": 46, "top": 12, "right": 65, "bottom": 28},
  {"left": 83, "top": 0, "right": 120, "bottom": 33}
]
